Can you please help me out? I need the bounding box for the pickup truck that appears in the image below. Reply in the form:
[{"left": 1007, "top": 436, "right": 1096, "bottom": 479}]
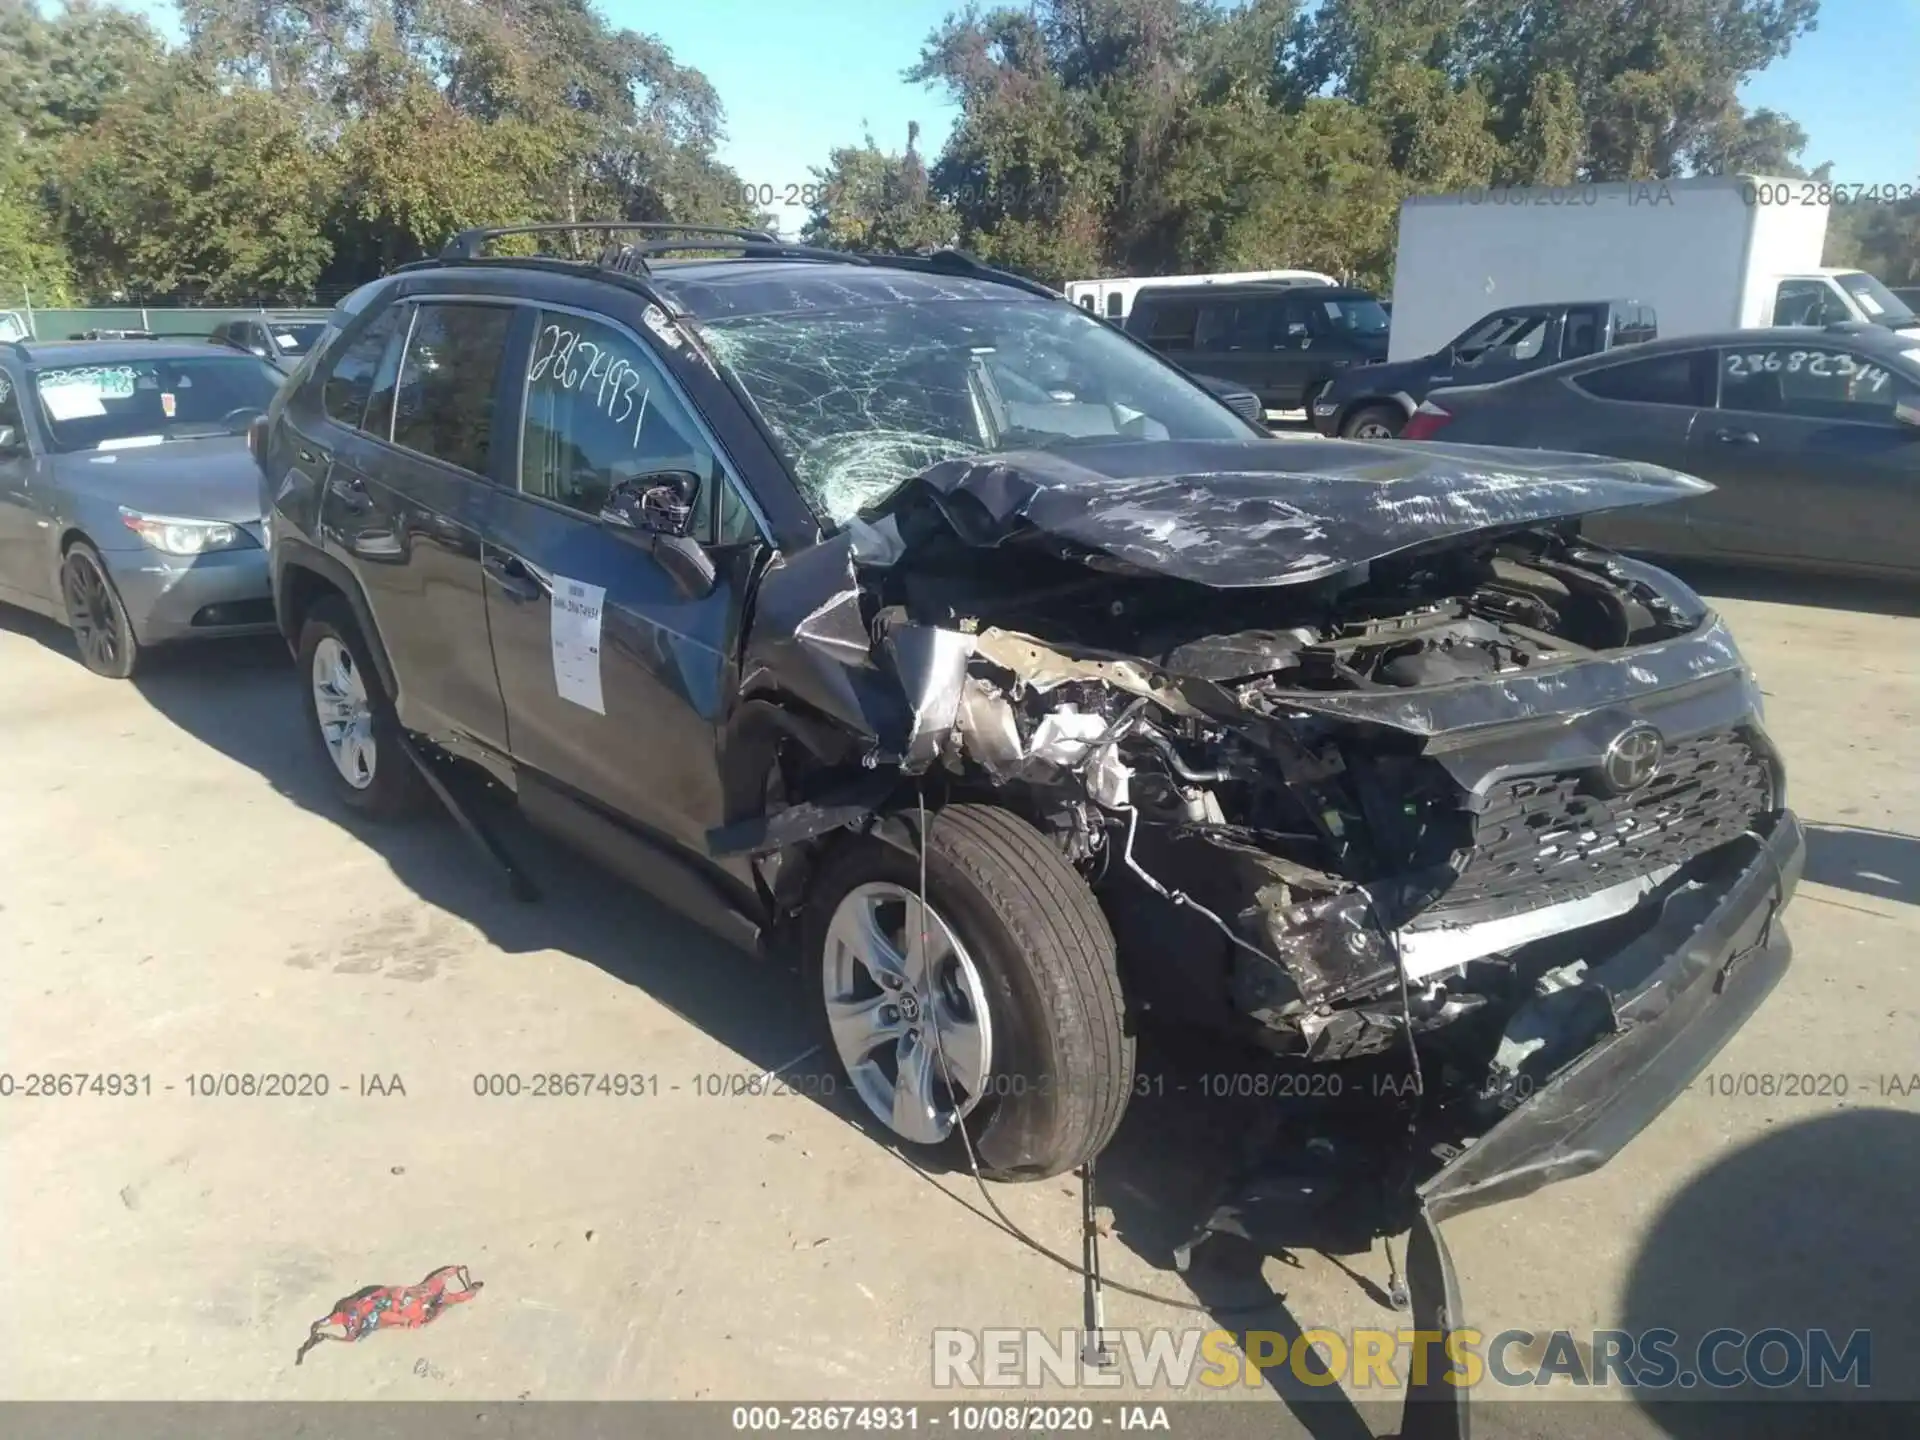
[{"left": 1312, "top": 299, "right": 1655, "bottom": 439}]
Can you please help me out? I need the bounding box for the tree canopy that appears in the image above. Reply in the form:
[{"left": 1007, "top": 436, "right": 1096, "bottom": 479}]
[{"left": 3, "top": 0, "right": 1914, "bottom": 305}]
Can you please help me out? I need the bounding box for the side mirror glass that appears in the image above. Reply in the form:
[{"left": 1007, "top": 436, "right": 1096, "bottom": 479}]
[
  {"left": 1895, "top": 398, "right": 1920, "bottom": 430},
  {"left": 0, "top": 423, "right": 20, "bottom": 456}
]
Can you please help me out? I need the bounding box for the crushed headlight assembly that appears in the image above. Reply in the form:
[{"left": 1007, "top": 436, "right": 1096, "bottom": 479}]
[{"left": 119, "top": 507, "right": 256, "bottom": 556}]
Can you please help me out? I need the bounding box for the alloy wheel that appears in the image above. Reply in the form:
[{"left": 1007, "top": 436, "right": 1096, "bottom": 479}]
[
  {"left": 822, "top": 881, "right": 994, "bottom": 1146},
  {"left": 311, "top": 636, "right": 377, "bottom": 789},
  {"left": 62, "top": 554, "right": 121, "bottom": 673}
]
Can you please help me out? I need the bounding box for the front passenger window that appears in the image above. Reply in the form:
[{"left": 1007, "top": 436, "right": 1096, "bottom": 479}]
[
  {"left": 322, "top": 307, "right": 404, "bottom": 429},
  {"left": 520, "top": 310, "right": 728, "bottom": 542}
]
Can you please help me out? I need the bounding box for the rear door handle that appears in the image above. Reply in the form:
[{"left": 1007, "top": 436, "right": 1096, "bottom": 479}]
[
  {"left": 482, "top": 552, "right": 546, "bottom": 603},
  {"left": 328, "top": 472, "right": 373, "bottom": 512},
  {"left": 1713, "top": 428, "right": 1760, "bottom": 445}
]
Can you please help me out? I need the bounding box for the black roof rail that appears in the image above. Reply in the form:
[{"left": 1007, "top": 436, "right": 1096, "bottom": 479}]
[
  {"left": 881, "top": 248, "right": 1062, "bottom": 301},
  {"left": 441, "top": 221, "right": 778, "bottom": 262}
]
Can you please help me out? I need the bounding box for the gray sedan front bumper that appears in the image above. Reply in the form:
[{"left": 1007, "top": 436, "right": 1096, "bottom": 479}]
[{"left": 107, "top": 545, "right": 275, "bottom": 645}]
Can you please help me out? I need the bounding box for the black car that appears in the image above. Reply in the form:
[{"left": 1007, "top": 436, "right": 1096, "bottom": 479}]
[
  {"left": 1125, "top": 282, "right": 1390, "bottom": 412},
  {"left": 257, "top": 225, "right": 1800, "bottom": 1237},
  {"left": 1402, "top": 323, "right": 1920, "bottom": 578},
  {"left": 1314, "top": 300, "right": 1656, "bottom": 440},
  {"left": 211, "top": 314, "right": 329, "bottom": 371}
]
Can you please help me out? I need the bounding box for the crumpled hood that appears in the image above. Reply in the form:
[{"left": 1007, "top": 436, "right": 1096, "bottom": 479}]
[
  {"left": 52, "top": 437, "right": 264, "bottom": 525},
  {"left": 867, "top": 438, "right": 1712, "bottom": 588}
]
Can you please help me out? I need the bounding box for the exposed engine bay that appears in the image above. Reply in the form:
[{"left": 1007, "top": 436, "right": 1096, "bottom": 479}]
[{"left": 720, "top": 441, "right": 1784, "bottom": 1141}]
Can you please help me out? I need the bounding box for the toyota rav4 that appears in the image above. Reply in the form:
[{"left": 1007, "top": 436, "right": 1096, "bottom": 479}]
[{"left": 256, "top": 225, "right": 1803, "bottom": 1222}]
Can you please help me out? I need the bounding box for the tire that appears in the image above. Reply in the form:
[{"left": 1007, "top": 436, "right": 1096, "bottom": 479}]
[
  {"left": 296, "top": 596, "right": 425, "bottom": 819},
  {"left": 60, "top": 542, "right": 141, "bottom": 679},
  {"left": 806, "top": 803, "right": 1133, "bottom": 1181},
  {"left": 1341, "top": 402, "right": 1404, "bottom": 440}
]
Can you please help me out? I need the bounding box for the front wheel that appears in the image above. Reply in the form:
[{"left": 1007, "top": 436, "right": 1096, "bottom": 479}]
[
  {"left": 806, "top": 804, "right": 1133, "bottom": 1181},
  {"left": 296, "top": 597, "right": 425, "bottom": 818},
  {"left": 61, "top": 543, "right": 141, "bottom": 678}
]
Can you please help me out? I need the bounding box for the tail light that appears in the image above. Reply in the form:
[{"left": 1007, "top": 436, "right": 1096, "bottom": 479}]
[{"left": 1400, "top": 401, "right": 1453, "bottom": 441}]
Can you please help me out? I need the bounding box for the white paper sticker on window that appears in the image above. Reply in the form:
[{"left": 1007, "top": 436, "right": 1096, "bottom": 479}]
[
  {"left": 550, "top": 575, "right": 606, "bottom": 714},
  {"left": 1855, "top": 291, "right": 1883, "bottom": 316},
  {"left": 274, "top": 332, "right": 299, "bottom": 348},
  {"left": 40, "top": 386, "right": 107, "bottom": 420}
]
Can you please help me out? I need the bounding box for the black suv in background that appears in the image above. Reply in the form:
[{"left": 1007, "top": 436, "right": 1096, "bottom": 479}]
[
  {"left": 1124, "top": 282, "right": 1390, "bottom": 413},
  {"left": 1313, "top": 300, "right": 1657, "bottom": 439},
  {"left": 256, "top": 224, "right": 1801, "bottom": 1228}
]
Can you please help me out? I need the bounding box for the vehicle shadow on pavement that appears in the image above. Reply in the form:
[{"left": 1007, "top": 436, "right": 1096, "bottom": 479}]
[
  {"left": 1622, "top": 1107, "right": 1920, "bottom": 1426},
  {"left": 1655, "top": 560, "right": 1920, "bottom": 619},
  {"left": 129, "top": 641, "right": 1418, "bottom": 1434},
  {"left": 0, "top": 603, "right": 83, "bottom": 662},
  {"left": 1802, "top": 824, "right": 1920, "bottom": 907}
]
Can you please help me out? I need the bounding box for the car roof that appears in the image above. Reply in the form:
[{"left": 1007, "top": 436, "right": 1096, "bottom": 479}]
[
  {"left": 1132, "top": 282, "right": 1376, "bottom": 303},
  {"left": 642, "top": 258, "right": 1051, "bottom": 321},
  {"left": 9, "top": 338, "right": 237, "bottom": 367},
  {"left": 1562, "top": 322, "right": 1919, "bottom": 367}
]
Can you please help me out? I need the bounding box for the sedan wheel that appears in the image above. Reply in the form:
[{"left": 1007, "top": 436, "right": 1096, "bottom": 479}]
[
  {"left": 61, "top": 545, "right": 140, "bottom": 679},
  {"left": 311, "top": 635, "right": 377, "bottom": 790},
  {"left": 822, "top": 881, "right": 994, "bottom": 1146}
]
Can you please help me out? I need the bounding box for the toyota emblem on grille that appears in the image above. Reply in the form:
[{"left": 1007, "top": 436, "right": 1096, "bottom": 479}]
[{"left": 1601, "top": 724, "right": 1664, "bottom": 793}]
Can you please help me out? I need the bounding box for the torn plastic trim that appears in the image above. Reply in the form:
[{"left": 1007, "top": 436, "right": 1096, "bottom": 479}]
[{"left": 1393, "top": 865, "right": 1681, "bottom": 982}]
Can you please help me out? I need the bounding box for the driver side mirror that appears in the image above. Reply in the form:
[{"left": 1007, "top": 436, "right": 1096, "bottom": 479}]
[
  {"left": 1895, "top": 398, "right": 1920, "bottom": 431},
  {"left": 600, "top": 471, "right": 716, "bottom": 599},
  {"left": 0, "top": 423, "right": 21, "bottom": 458}
]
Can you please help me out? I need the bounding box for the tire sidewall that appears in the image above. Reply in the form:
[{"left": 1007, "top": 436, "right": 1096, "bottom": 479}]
[
  {"left": 62, "top": 544, "right": 139, "bottom": 679},
  {"left": 1343, "top": 403, "right": 1403, "bottom": 440},
  {"left": 805, "top": 830, "right": 1088, "bottom": 1179},
  {"left": 296, "top": 601, "right": 417, "bottom": 817}
]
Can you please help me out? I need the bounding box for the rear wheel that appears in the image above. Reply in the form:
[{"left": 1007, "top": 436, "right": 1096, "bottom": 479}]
[
  {"left": 297, "top": 597, "right": 424, "bottom": 818},
  {"left": 1342, "top": 403, "right": 1404, "bottom": 440},
  {"left": 806, "top": 804, "right": 1133, "bottom": 1181},
  {"left": 61, "top": 543, "right": 141, "bottom": 679}
]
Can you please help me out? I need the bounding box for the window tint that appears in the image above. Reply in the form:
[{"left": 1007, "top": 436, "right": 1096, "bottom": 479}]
[
  {"left": 520, "top": 309, "right": 734, "bottom": 541},
  {"left": 322, "top": 306, "right": 404, "bottom": 429},
  {"left": 1197, "top": 298, "right": 1279, "bottom": 351},
  {"left": 1561, "top": 310, "right": 1600, "bottom": 358},
  {"left": 1572, "top": 351, "right": 1705, "bottom": 406},
  {"left": 0, "top": 365, "right": 25, "bottom": 435},
  {"left": 1457, "top": 312, "right": 1524, "bottom": 353},
  {"left": 1144, "top": 300, "right": 1199, "bottom": 349},
  {"left": 390, "top": 303, "right": 514, "bottom": 474},
  {"left": 1718, "top": 345, "right": 1919, "bottom": 422},
  {"left": 1078, "top": 296, "right": 1094, "bottom": 311},
  {"left": 1104, "top": 293, "right": 1122, "bottom": 319}
]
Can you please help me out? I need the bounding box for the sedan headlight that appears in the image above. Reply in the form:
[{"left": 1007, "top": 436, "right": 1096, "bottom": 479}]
[{"left": 119, "top": 507, "right": 257, "bottom": 556}]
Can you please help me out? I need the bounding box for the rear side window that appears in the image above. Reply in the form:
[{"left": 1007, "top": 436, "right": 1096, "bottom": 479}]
[
  {"left": 1561, "top": 310, "right": 1600, "bottom": 358},
  {"left": 1572, "top": 351, "right": 1706, "bottom": 406},
  {"left": 390, "top": 303, "right": 515, "bottom": 475},
  {"left": 1104, "top": 293, "right": 1122, "bottom": 319},
  {"left": 322, "top": 307, "right": 404, "bottom": 429},
  {"left": 1718, "top": 345, "right": 1919, "bottom": 422},
  {"left": 1142, "top": 300, "right": 1199, "bottom": 349},
  {"left": 519, "top": 309, "right": 730, "bottom": 540}
]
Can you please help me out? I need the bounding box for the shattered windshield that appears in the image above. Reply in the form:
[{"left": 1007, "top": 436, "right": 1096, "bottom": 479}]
[{"left": 698, "top": 297, "right": 1260, "bottom": 525}]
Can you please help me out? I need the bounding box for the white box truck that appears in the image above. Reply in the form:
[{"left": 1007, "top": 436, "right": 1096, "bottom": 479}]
[{"left": 1387, "top": 174, "right": 1920, "bottom": 362}]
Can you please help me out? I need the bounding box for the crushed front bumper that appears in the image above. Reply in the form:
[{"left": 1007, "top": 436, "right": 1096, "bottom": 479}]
[{"left": 1419, "top": 810, "right": 1804, "bottom": 1221}]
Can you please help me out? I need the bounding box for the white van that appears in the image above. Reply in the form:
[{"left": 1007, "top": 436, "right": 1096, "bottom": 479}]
[{"left": 1065, "top": 270, "right": 1339, "bottom": 322}]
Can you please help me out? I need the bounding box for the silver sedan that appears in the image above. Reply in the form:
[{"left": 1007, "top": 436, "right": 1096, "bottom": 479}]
[{"left": 0, "top": 340, "right": 282, "bottom": 677}]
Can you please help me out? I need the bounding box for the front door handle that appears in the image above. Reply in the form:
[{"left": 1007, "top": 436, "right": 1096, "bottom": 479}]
[
  {"left": 1713, "top": 428, "right": 1760, "bottom": 445},
  {"left": 482, "top": 553, "right": 545, "bottom": 603}
]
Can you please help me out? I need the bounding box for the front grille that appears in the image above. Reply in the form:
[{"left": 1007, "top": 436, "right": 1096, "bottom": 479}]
[
  {"left": 1433, "top": 729, "right": 1773, "bottom": 915},
  {"left": 1223, "top": 392, "right": 1262, "bottom": 423}
]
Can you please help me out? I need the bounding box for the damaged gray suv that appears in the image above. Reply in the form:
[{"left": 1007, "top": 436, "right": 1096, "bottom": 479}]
[{"left": 259, "top": 225, "right": 1803, "bottom": 1211}]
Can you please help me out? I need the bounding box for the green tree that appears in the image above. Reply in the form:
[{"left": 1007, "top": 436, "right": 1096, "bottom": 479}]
[{"left": 802, "top": 124, "right": 956, "bottom": 253}]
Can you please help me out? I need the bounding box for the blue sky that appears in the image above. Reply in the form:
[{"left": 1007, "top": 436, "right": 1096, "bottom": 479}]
[{"left": 121, "top": 0, "right": 1920, "bottom": 238}]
